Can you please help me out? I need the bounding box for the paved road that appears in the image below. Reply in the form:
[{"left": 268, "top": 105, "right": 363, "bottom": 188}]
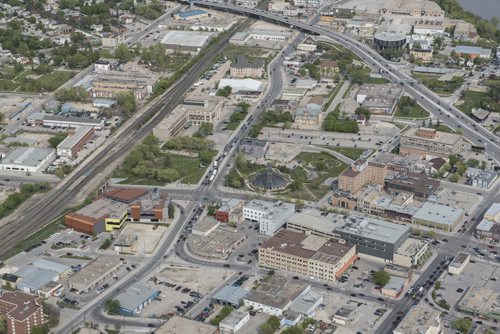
[{"left": 191, "top": 0, "right": 500, "bottom": 163}]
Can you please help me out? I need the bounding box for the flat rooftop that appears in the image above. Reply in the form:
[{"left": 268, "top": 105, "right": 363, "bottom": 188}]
[
  {"left": 286, "top": 210, "right": 344, "bottom": 237},
  {"left": 193, "top": 216, "right": 220, "bottom": 234},
  {"left": 450, "top": 252, "right": 470, "bottom": 267},
  {"left": 244, "top": 275, "right": 308, "bottom": 310},
  {"left": 394, "top": 306, "right": 441, "bottom": 334},
  {"left": 413, "top": 202, "right": 464, "bottom": 226},
  {"left": 115, "top": 282, "right": 158, "bottom": 311},
  {"left": 336, "top": 216, "right": 409, "bottom": 244},
  {"left": 395, "top": 237, "right": 428, "bottom": 257},
  {"left": 156, "top": 315, "right": 217, "bottom": 334},
  {"left": 212, "top": 285, "right": 249, "bottom": 306},
  {"left": 58, "top": 126, "right": 93, "bottom": 150},
  {"left": 160, "top": 31, "right": 213, "bottom": 48},
  {"left": 69, "top": 257, "right": 121, "bottom": 288},
  {"left": 402, "top": 127, "right": 462, "bottom": 146},
  {"left": 458, "top": 286, "right": 500, "bottom": 318},
  {"left": 103, "top": 187, "right": 148, "bottom": 203},
  {"left": 1, "top": 147, "right": 54, "bottom": 167},
  {"left": 76, "top": 197, "right": 129, "bottom": 220},
  {"left": 220, "top": 310, "right": 249, "bottom": 327}
]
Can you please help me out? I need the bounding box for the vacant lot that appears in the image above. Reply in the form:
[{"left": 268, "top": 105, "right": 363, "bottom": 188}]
[{"left": 0, "top": 69, "right": 76, "bottom": 92}]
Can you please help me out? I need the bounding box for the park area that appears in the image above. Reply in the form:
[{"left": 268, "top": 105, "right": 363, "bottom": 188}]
[{"left": 0, "top": 68, "right": 76, "bottom": 92}]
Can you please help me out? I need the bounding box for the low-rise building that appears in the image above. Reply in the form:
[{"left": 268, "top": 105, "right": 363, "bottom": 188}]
[
  {"left": 115, "top": 282, "right": 159, "bottom": 316},
  {"left": 457, "top": 286, "right": 500, "bottom": 321},
  {"left": 380, "top": 0, "right": 444, "bottom": 17},
  {"left": 393, "top": 237, "right": 430, "bottom": 268},
  {"left": 400, "top": 127, "right": 463, "bottom": 158},
  {"left": 219, "top": 310, "right": 250, "bottom": 334},
  {"left": 192, "top": 217, "right": 220, "bottom": 237},
  {"left": 448, "top": 252, "right": 470, "bottom": 275},
  {"left": 455, "top": 45, "right": 492, "bottom": 59},
  {"left": 91, "top": 71, "right": 153, "bottom": 100},
  {"left": 475, "top": 202, "right": 500, "bottom": 243},
  {"left": 68, "top": 257, "right": 122, "bottom": 293},
  {"left": 239, "top": 138, "right": 269, "bottom": 159},
  {"left": 410, "top": 49, "right": 433, "bottom": 62},
  {"left": 243, "top": 200, "right": 295, "bottom": 236},
  {"left": 182, "top": 95, "right": 225, "bottom": 126},
  {"left": 381, "top": 276, "right": 407, "bottom": 298},
  {"left": 15, "top": 266, "right": 60, "bottom": 296},
  {"left": 294, "top": 102, "right": 322, "bottom": 125},
  {"left": 230, "top": 55, "right": 264, "bottom": 79},
  {"left": 56, "top": 126, "right": 94, "bottom": 159},
  {"left": 101, "top": 33, "right": 125, "bottom": 48},
  {"left": 467, "top": 168, "right": 497, "bottom": 189},
  {"left": 318, "top": 60, "right": 339, "bottom": 80},
  {"left": 218, "top": 78, "right": 262, "bottom": 93},
  {"left": 384, "top": 172, "right": 440, "bottom": 200},
  {"left": 42, "top": 115, "right": 104, "bottom": 130},
  {"left": 332, "top": 306, "right": 358, "bottom": 325},
  {"left": 413, "top": 19, "right": 445, "bottom": 35},
  {"left": 215, "top": 199, "right": 244, "bottom": 223},
  {"left": 156, "top": 315, "right": 217, "bottom": 334},
  {"left": 0, "top": 147, "right": 54, "bottom": 173},
  {"left": 453, "top": 22, "right": 478, "bottom": 41},
  {"left": 212, "top": 285, "right": 249, "bottom": 308},
  {"left": 412, "top": 202, "right": 464, "bottom": 232},
  {"left": 160, "top": 31, "right": 213, "bottom": 53},
  {"left": 173, "top": 9, "right": 209, "bottom": 21},
  {"left": 153, "top": 106, "right": 189, "bottom": 142},
  {"left": 394, "top": 306, "right": 441, "bottom": 334},
  {"left": 259, "top": 229, "right": 357, "bottom": 281},
  {"left": 0, "top": 291, "right": 45, "bottom": 334},
  {"left": 356, "top": 84, "right": 403, "bottom": 114}
]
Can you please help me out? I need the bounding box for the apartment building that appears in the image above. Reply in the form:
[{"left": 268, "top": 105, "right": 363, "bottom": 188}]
[
  {"left": 259, "top": 229, "right": 357, "bottom": 281},
  {"left": 400, "top": 127, "right": 463, "bottom": 158},
  {"left": 338, "top": 160, "right": 388, "bottom": 194},
  {"left": 0, "top": 291, "right": 45, "bottom": 334}
]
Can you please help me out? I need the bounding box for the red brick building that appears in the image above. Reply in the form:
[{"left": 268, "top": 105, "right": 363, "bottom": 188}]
[{"left": 0, "top": 291, "right": 45, "bottom": 334}]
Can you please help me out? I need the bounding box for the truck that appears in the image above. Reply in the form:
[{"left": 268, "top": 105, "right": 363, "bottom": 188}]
[
  {"left": 209, "top": 174, "right": 215, "bottom": 182},
  {"left": 213, "top": 160, "right": 218, "bottom": 168},
  {"left": 212, "top": 169, "right": 217, "bottom": 176}
]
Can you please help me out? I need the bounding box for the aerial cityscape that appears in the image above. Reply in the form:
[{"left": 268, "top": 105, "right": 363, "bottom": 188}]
[{"left": 0, "top": 0, "right": 499, "bottom": 333}]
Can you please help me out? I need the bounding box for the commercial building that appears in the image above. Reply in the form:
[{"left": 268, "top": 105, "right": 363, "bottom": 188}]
[
  {"left": 293, "top": 0, "right": 320, "bottom": 7},
  {"left": 394, "top": 306, "right": 441, "bottom": 334},
  {"left": 42, "top": 115, "right": 104, "bottom": 130},
  {"left": 186, "top": 225, "right": 245, "bottom": 259},
  {"left": 230, "top": 55, "right": 264, "bottom": 79},
  {"left": 15, "top": 266, "right": 60, "bottom": 296},
  {"left": 294, "top": 102, "right": 322, "bottom": 125},
  {"left": 381, "top": 276, "right": 407, "bottom": 298},
  {"left": 259, "top": 229, "right": 357, "bottom": 281},
  {"left": 56, "top": 126, "right": 94, "bottom": 159},
  {"left": 91, "top": 71, "right": 153, "bottom": 100},
  {"left": 192, "top": 217, "right": 220, "bottom": 237},
  {"left": 356, "top": 84, "right": 403, "bottom": 114},
  {"left": 332, "top": 306, "right": 358, "bottom": 325},
  {"left": 219, "top": 310, "right": 250, "bottom": 334},
  {"left": 240, "top": 138, "right": 269, "bottom": 159},
  {"left": 455, "top": 45, "right": 492, "bottom": 59},
  {"left": 156, "top": 315, "right": 217, "bottom": 334},
  {"left": 401, "top": 127, "right": 462, "bottom": 158},
  {"left": 413, "top": 19, "right": 445, "bottom": 35},
  {"left": 230, "top": 29, "right": 291, "bottom": 45},
  {"left": 173, "top": 9, "right": 209, "bottom": 21},
  {"left": 160, "top": 31, "right": 213, "bottom": 53},
  {"left": 286, "top": 210, "right": 344, "bottom": 239},
  {"left": 212, "top": 285, "right": 249, "bottom": 308},
  {"left": 115, "top": 282, "right": 160, "bottom": 316},
  {"left": 380, "top": 0, "right": 444, "bottom": 17},
  {"left": 373, "top": 32, "right": 407, "bottom": 52},
  {"left": 68, "top": 257, "right": 122, "bottom": 293},
  {"left": 31, "top": 259, "right": 71, "bottom": 278},
  {"left": 393, "top": 237, "right": 430, "bottom": 268},
  {"left": 457, "top": 286, "right": 500, "bottom": 321},
  {"left": 384, "top": 173, "right": 440, "bottom": 200},
  {"left": 215, "top": 199, "right": 244, "bottom": 223},
  {"left": 218, "top": 78, "right": 262, "bottom": 93},
  {"left": 338, "top": 160, "right": 388, "bottom": 194},
  {"left": 289, "top": 290, "right": 323, "bottom": 318},
  {"left": 335, "top": 216, "right": 410, "bottom": 262},
  {"left": 0, "top": 291, "right": 45, "bottom": 334},
  {"left": 243, "top": 200, "right": 295, "bottom": 236},
  {"left": 153, "top": 106, "right": 189, "bottom": 142},
  {"left": 448, "top": 252, "right": 470, "bottom": 275},
  {"left": 318, "top": 60, "right": 339, "bottom": 80},
  {"left": 243, "top": 275, "right": 309, "bottom": 316},
  {"left": 476, "top": 202, "right": 500, "bottom": 243},
  {"left": 182, "top": 95, "right": 225, "bottom": 126},
  {"left": 467, "top": 168, "right": 498, "bottom": 189},
  {"left": 0, "top": 147, "right": 54, "bottom": 173},
  {"left": 412, "top": 202, "right": 464, "bottom": 232}
]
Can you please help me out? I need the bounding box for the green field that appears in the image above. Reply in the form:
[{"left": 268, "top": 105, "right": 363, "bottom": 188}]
[
  {"left": 456, "top": 90, "right": 490, "bottom": 115},
  {"left": 0, "top": 70, "right": 76, "bottom": 92},
  {"left": 415, "top": 74, "right": 464, "bottom": 95},
  {"left": 394, "top": 105, "right": 430, "bottom": 118},
  {"left": 114, "top": 153, "right": 208, "bottom": 185},
  {"left": 222, "top": 44, "right": 274, "bottom": 63}
]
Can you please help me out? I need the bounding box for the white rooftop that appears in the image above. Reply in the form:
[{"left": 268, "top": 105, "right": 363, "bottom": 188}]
[
  {"left": 218, "top": 78, "right": 262, "bottom": 92},
  {"left": 413, "top": 202, "right": 464, "bottom": 226},
  {"left": 1, "top": 147, "right": 54, "bottom": 167},
  {"left": 160, "top": 31, "right": 213, "bottom": 48}
]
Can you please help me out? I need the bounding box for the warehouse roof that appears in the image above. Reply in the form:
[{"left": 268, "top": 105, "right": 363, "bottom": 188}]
[
  {"left": 57, "top": 126, "right": 94, "bottom": 150},
  {"left": 336, "top": 216, "right": 409, "bottom": 244},
  {"left": 32, "top": 259, "right": 70, "bottom": 275},
  {"left": 176, "top": 9, "right": 208, "bottom": 18},
  {"left": 76, "top": 197, "right": 129, "bottom": 220},
  {"left": 413, "top": 202, "right": 464, "bottom": 227},
  {"left": 15, "top": 266, "right": 58, "bottom": 291},
  {"left": 115, "top": 282, "right": 159, "bottom": 312},
  {"left": 160, "top": 31, "right": 213, "bottom": 48},
  {"left": 212, "top": 285, "right": 248, "bottom": 306},
  {"left": 1, "top": 147, "right": 54, "bottom": 168},
  {"left": 103, "top": 187, "right": 148, "bottom": 203},
  {"left": 218, "top": 78, "right": 262, "bottom": 92}
]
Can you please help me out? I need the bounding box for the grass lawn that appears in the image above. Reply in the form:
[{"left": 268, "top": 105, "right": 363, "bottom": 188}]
[
  {"left": 366, "top": 77, "right": 390, "bottom": 84},
  {"left": 0, "top": 70, "right": 76, "bottom": 93},
  {"left": 493, "top": 124, "right": 500, "bottom": 134},
  {"left": 415, "top": 74, "right": 463, "bottom": 95},
  {"left": 60, "top": 255, "right": 93, "bottom": 260},
  {"left": 35, "top": 71, "right": 76, "bottom": 91},
  {"left": 323, "top": 80, "right": 344, "bottom": 112},
  {"left": 394, "top": 104, "right": 430, "bottom": 118},
  {"left": 328, "top": 146, "right": 366, "bottom": 160},
  {"left": 223, "top": 44, "right": 273, "bottom": 63},
  {"left": 114, "top": 153, "right": 208, "bottom": 185},
  {"left": 287, "top": 152, "right": 347, "bottom": 200},
  {"left": 432, "top": 124, "right": 457, "bottom": 133},
  {"left": 456, "top": 90, "right": 489, "bottom": 115},
  {"left": 0, "top": 79, "right": 19, "bottom": 91}
]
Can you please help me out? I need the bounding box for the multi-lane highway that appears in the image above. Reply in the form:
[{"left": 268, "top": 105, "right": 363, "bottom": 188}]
[{"left": 190, "top": 0, "right": 500, "bottom": 162}]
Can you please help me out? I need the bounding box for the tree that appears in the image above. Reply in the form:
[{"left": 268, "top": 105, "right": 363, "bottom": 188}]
[
  {"left": 54, "top": 87, "right": 88, "bottom": 102},
  {"left": 450, "top": 172, "right": 460, "bottom": 183},
  {"left": 114, "top": 44, "right": 133, "bottom": 62},
  {"left": 199, "top": 150, "right": 214, "bottom": 164},
  {"left": 452, "top": 318, "right": 472, "bottom": 333},
  {"left": 237, "top": 102, "right": 251, "bottom": 113},
  {"left": 48, "top": 133, "right": 68, "bottom": 148},
  {"left": 434, "top": 281, "right": 441, "bottom": 290},
  {"left": 355, "top": 107, "right": 371, "bottom": 121},
  {"left": 371, "top": 270, "right": 390, "bottom": 286},
  {"left": 43, "top": 302, "right": 60, "bottom": 327},
  {"left": 31, "top": 325, "right": 49, "bottom": 334},
  {"left": 116, "top": 92, "right": 136, "bottom": 117},
  {"left": 104, "top": 300, "right": 121, "bottom": 315},
  {"left": 216, "top": 85, "right": 232, "bottom": 98},
  {"left": 480, "top": 160, "right": 487, "bottom": 170},
  {"left": 449, "top": 155, "right": 459, "bottom": 166},
  {"left": 0, "top": 315, "right": 6, "bottom": 334},
  {"left": 194, "top": 122, "right": 213, "bottom": 138},
  {"left": 290, "top": 180, "right": 302, "bottom": 191},
  {"left": 168, "top": 203, "right": 175, "bottom": 219},
  {"left": 155, "top": 168, "right": 179, "bottom": 182}
]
